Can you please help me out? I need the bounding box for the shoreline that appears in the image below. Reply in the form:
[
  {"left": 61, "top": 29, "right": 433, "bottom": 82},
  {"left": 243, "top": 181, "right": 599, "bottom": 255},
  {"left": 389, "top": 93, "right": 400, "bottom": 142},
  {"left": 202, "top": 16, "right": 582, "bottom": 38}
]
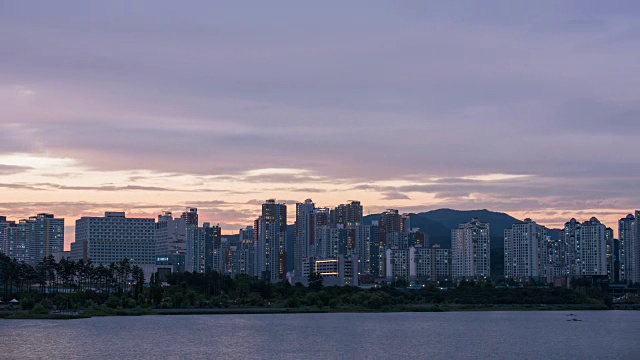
[{"left": 1, "top": 303, "right": 625, "bottom": 320}]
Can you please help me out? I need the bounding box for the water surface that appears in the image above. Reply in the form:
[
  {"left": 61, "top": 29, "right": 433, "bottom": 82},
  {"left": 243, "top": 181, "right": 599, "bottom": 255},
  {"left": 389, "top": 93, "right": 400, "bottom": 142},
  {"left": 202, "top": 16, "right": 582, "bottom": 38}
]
[{"left": 1, "top": 311, "right": 638, "bottom": 359}]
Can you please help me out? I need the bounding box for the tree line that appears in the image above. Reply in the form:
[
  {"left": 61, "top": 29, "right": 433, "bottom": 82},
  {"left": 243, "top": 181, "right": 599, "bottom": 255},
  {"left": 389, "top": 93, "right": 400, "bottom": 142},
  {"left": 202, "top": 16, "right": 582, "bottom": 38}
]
[
  {"left": 0, "top": 253, "right": 144, "bottom": 301},
  {"left": 0, "top": 252, "right": 612, "bottom": 314}
]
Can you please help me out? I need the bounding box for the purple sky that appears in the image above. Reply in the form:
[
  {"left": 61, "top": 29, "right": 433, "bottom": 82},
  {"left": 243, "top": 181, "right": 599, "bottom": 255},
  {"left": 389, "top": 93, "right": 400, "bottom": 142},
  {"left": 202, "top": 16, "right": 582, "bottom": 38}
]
[{"left": 1, "top": 1, "right": 640, "bottom": 246}]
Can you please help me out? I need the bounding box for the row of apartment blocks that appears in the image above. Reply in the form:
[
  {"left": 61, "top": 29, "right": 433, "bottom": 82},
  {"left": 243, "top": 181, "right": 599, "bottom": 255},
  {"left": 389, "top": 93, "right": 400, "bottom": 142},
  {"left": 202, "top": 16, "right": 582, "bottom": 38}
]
[
  {"left": 1, "top": 204, "right": 638, "bottom": 287},
  {"left": 0, "top": 214, "right": 65, "bottom": 266},
  {"left": 383, "top": 217, "right": 489, "bottom": 284},
  {"left": 503, "top": 213, "right": 640, "bottom": 285},
  {"left": 382, "top": 212, "right": 640, "bottom": 286}
]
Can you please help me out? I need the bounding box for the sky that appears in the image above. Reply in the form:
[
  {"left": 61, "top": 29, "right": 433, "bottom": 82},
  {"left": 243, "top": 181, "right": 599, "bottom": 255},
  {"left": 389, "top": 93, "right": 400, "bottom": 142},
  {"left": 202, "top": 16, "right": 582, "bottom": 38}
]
[{"left": 1, "top": 1, "right": 640, "bottom": 249}]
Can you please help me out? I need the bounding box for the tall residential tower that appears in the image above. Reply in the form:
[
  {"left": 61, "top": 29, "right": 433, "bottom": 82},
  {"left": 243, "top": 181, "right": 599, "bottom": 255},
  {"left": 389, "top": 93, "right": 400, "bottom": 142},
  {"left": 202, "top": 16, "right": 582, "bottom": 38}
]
[
  {"left": 451, "top": 218, "right": 490, "bottom": 281},
  {"left": 255, "top": 199, "right": 287, "bottom": 282}
]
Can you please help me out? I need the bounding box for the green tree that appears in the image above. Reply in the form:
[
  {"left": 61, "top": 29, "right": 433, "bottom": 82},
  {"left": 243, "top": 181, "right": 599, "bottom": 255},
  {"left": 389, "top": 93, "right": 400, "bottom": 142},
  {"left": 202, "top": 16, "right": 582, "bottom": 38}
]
[
  {"left": 150, "top": 272, "right": 163, "bottom": 307},
  {"left": 308, "top": 272, "right": 324, "bottom": 292},
  {"left": 20, "top": 295, "right": 35, "bottom": 310},
  {"left": 31, "top": 303, "right": 48, "bottom": 314}
]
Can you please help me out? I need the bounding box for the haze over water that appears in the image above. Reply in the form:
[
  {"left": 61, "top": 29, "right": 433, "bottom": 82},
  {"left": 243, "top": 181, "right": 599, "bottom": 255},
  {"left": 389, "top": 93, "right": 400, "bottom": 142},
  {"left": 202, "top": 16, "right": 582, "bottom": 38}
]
[{"left": 2, "top": 311, "right": 638, "bottom": 359}]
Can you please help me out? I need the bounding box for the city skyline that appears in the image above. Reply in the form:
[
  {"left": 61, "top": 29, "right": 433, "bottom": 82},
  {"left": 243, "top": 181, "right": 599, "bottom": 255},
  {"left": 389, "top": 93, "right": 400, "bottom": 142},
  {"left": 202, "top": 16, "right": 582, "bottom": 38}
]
[
  {"left": 0, "top": 200, "right": 636, "bottom": 252},
  {"left": 2, "top": 2, "right": 640, "bottom": 247},
  {"left": 1, "top": 204, "right": 633, "bottom": 283}
]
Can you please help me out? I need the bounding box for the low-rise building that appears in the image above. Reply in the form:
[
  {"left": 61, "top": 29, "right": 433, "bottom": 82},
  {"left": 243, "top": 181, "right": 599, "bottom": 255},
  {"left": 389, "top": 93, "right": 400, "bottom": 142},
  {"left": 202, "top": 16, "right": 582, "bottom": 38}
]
[{"left": 299, "top": 256, "right": 359, "bottom": 286}]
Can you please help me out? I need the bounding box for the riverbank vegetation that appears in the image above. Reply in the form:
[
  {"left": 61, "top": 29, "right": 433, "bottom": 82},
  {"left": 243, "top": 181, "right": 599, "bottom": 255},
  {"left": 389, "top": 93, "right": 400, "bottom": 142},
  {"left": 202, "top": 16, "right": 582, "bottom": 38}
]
[{"left": 0, "top": 253, "right": 619, "bottom": 319}]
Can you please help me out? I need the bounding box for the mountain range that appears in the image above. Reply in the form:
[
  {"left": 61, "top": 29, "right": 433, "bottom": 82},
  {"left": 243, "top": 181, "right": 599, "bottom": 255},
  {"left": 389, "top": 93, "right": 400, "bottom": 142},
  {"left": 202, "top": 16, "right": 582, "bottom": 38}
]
[{"left": 361, "top": 208, "right": 561, "bottom": 249}]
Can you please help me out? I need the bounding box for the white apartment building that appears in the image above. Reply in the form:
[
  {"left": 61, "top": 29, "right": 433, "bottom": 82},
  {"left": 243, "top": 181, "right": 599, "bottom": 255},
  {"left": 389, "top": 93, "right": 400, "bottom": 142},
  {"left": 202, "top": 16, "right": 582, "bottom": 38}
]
[
  {"left": 355, "top": 224, "right": 372, "bottom": 275},
  {"left": 294, "top": 199, "right": 315, "bottom": 279},
  {"left": 577, "top": 217, "right": 607, "bottom": 276},
  {"left": 634, "top": 210, "right": 640, "bottom": 284},
  {"left": 619, "top": 213, "right": 637, "bottom": 283},
  {"left": 413, "top": 245, "right": 451, "bottom": 282},
  {"left": 70, "top": 212, "right": 155, "bottom": 266},
  {"left": 2, "top": 221, "right": 30, "bottom": 264},
  {"left": 504, "top": 218, "right": 547, "bottom": 282},
  {"left": 0, "top": 216, "right": 6, "bottom": 255},
  {"left": 386, "top": 245, "right": 451, "bottom": 284},
  {"left": 451, "top": 218, "right": 490, "bottom": 281},
  {"left": 1, "top": 214, "right": 64, "bottom": 266},
  {"left": 28, "top": 213, "right": 65, "bottom": 265},
  {"left": 386, "top": 247, "right": 411, "bottom": 282}
]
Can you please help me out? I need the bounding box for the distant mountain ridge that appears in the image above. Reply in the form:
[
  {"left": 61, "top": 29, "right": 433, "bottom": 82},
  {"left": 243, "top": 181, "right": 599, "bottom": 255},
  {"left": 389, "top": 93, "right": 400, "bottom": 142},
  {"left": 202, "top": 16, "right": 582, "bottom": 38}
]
[{"left": 362, "top": 208, "right": 562, "bottom": 249}]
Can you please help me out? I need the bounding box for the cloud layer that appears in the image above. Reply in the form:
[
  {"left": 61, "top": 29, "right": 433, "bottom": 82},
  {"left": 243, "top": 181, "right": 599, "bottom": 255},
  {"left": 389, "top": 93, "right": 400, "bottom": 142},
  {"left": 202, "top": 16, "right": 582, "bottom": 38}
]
[{"left": 1, "top": 1, "right": 640, "bottom": 247}]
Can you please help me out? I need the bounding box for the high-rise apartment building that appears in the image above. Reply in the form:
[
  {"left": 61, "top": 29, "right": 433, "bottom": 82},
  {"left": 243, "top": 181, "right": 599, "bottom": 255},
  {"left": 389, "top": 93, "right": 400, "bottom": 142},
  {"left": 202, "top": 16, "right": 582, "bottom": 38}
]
[
  {"left": 182, "top": 208, "right": 204, "bottom": 273},
  {"left": 331, "top": 201, "right": 363, "bottom": 228},
  {"left": 313, "top": 208, "right": 333, "bottom": 259},
  {"left": 70, "top": 212, "right": 154, "bottom": 266},
  {"left": 379, "top": 210, "right": 413, "bottom": 249},
  {"left": 377, "top": 210, "right": 425, "bottom": 280},
  {"left": 414, "top": 245, "right": 451, "bottom": 282},
  {"left": 605, "top": 227, "right": 616, "bottom": 282},
  {"left": 355, "top": 224, "right": 372, "bottom": 275},
  {"left": 539, "top": 237, "right": 566, "bottom": 283},
  {"left": 576, "top": 217, "right": 607, "bottom": 276},
  {"left": 255, "top": 199, "right": 287, "bottom": 282},
  {"left": 379, "top": 210, "right": 401, "bottom": 249},
  {"left": 634, "top": 210, "right": 640, "bottom": 284},
  {"left": 3, "top": 221, "right": 30, "bottom": 264},
  {"left": 294, "top": 199, "right": 315, "bottom": 278},
  {"left": 181, "top": 208, "right": 198, "bottom": 225},
  {"left": 386, "top": 247, "right": 410, "bottom": 282},
  {"left": 562, "top": 218, "right": 582, "bottom": 277},
  {"left": 205, "top": 236, "right": 225, "bottom": 275},
  {"left": 504, "top": 218, "right": 547, "bottom": 281},
  {"left": 203, "top": 223, "right": 222, "bottom": 272},
  {"left": 26, "top": 213, "right": 65, "bottom": 265},
  {"left": 620, "top": 211, "right": 640, "bottom": 284},
  {"left": 219, "top": 237, "right": 234, "bottom": 276},
  {"left": 556, "top": 217, "right": 608, "bottom": 279},
  {"left": 332, "top": 201, "right": 365, "bottom": 260},
  {"left": 230, "top": 246, "right": 251, "bottom": 277},
  {"left": 1, "top": 214, "right": 64, "bottom": 265},
  {"left": 611, "top": 238, "right": 620, "bottom": 283},
  {"left": 238, "top": 226, "right": 255, "bottom": 276},
  {"left": 0, "top": 216, "right": 7, "bottom": 255},
  {"left": 155, "top": 211, "right": 187, "bottom": 272},
  {"left": 369, "top": 221, "right": 383, "bottom": 278},
  {"left": 385, "top": 245, "right": 451, "bottom": 283},
  {"left": 451, "top": 218, "right": 490, "bottom": 281},
  {"left": 191, "top": 226, "right": 206, "bottom": 273},
  {"left": 618, "top": 214, "right": 634, "bottom": 283}
]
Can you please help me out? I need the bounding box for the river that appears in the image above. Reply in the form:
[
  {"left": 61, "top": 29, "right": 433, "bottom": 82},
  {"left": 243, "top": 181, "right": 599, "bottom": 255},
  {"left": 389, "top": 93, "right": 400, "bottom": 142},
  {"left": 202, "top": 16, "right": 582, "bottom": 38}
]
[{"left": 1, "top": 311, "right": 638, "bottom": 359}]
